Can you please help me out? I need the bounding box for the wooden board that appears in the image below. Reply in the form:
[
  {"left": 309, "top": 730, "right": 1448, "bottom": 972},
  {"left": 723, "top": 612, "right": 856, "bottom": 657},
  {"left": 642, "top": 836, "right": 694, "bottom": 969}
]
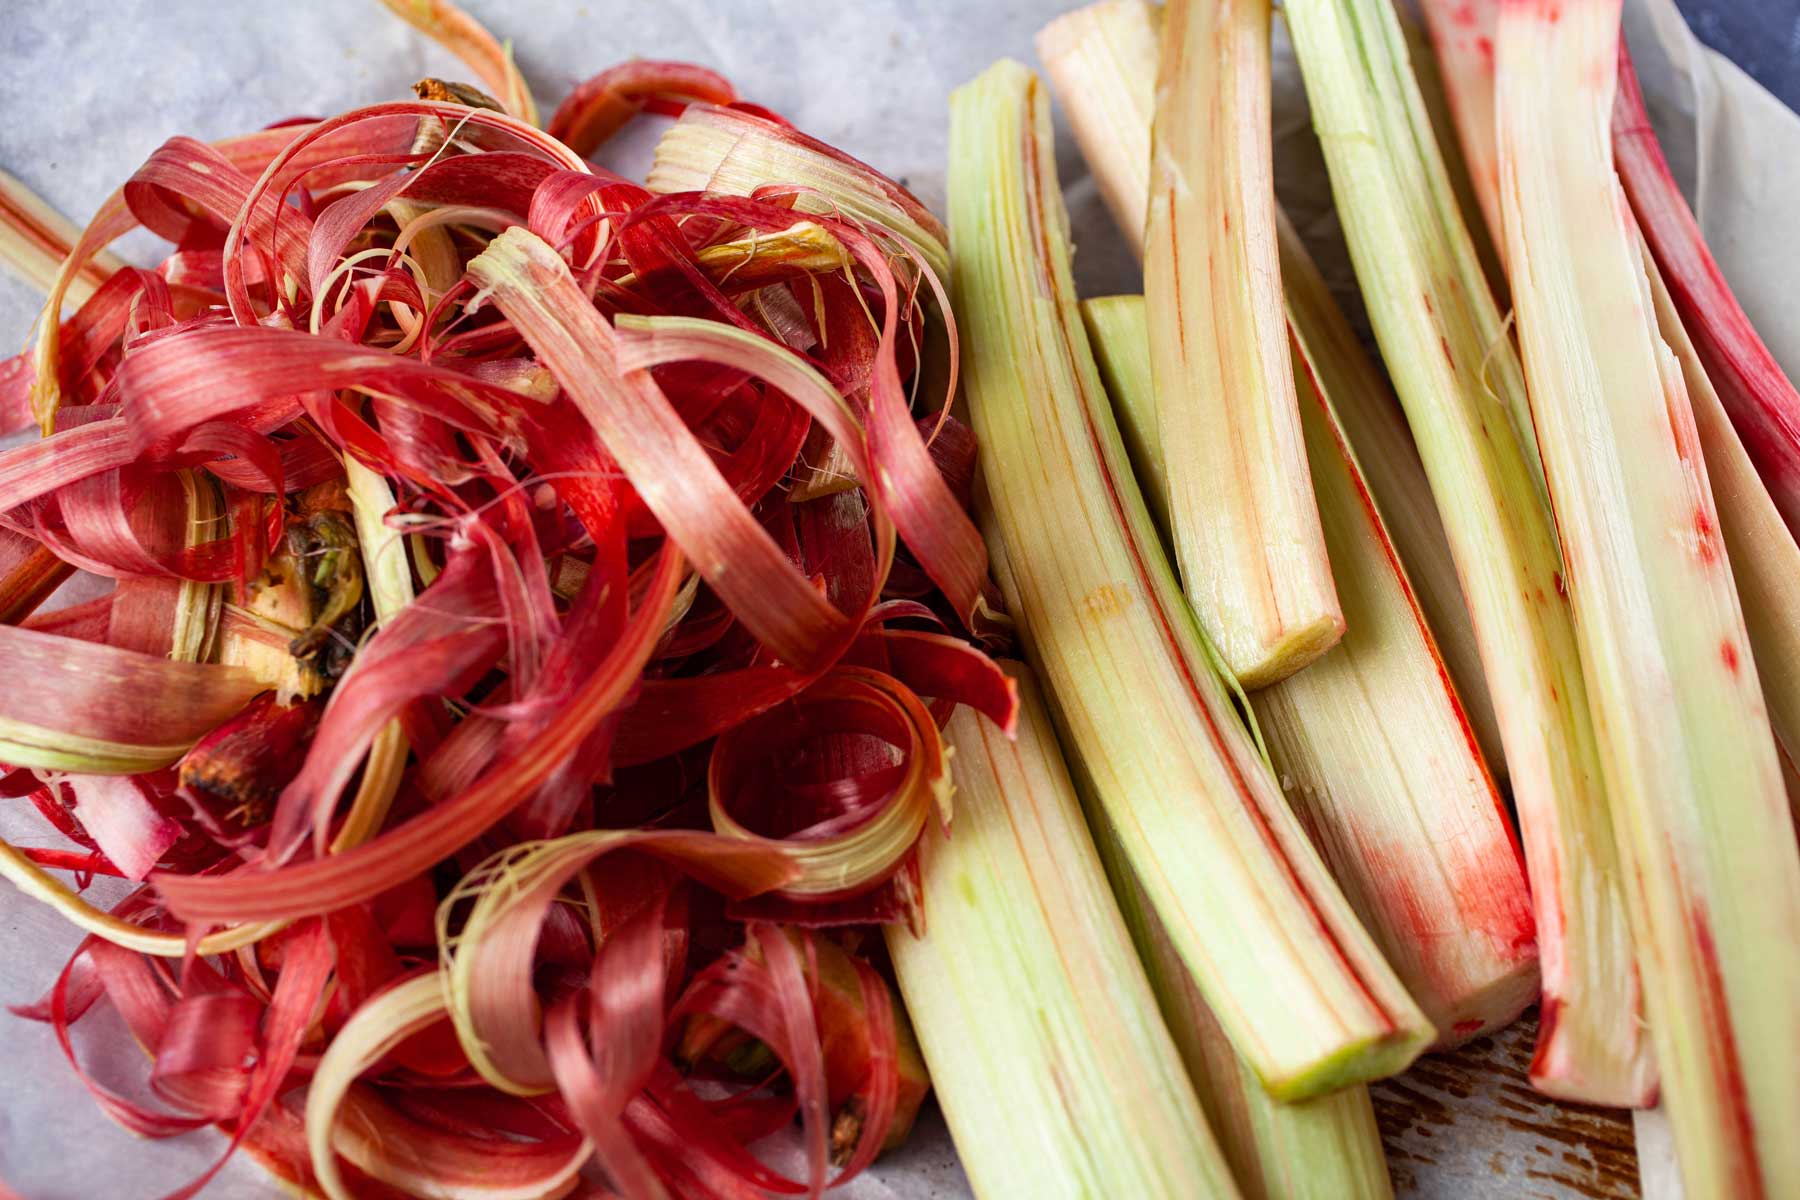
[{"left": 1375, "top": 1009, "right": 1639, "bottom": 1198}]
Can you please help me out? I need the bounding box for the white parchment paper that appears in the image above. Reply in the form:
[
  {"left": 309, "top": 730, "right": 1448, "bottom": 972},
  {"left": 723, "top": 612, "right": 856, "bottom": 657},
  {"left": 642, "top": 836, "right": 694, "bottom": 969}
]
[{"left": 1, "top": 1, "right": 1796, "bottom": 1196}]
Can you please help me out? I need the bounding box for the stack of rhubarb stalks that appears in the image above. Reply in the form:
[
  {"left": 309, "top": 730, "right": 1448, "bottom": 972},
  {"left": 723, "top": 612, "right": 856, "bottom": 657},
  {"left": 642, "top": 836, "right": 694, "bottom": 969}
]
[{"left": 0, "top": 0, "right": 1795, "bottom": 1196}]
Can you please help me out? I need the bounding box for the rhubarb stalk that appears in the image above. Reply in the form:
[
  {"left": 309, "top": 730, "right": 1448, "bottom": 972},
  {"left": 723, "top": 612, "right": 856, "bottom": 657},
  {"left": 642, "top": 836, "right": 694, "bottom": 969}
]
[
  {"left": 1282, "top": 0, "right": 1649, "bottom": 1104},
  {"left": 1612, "top": 44, "right": 1800, "bottom": 541},
  {"left": 887, "top": 665, "right": 1239, "bottom": 1198},
  {"left": 1496, "top": 3, "right": 1800, "bottom": 1192},
  {"left": 1418, "top": 0, "right": 1800, "bottom": 823},
  {"left": 1035, "top": 0, "right": 1506, "bottom": 777},
  {"left": 1084, "top": 294, "right": 1537, "bottom": 1046},
  {"left": 0, "top": 170, "right": 128, "bottom": 308},
  {"left": 952, "top": 58, "right": 1432, "bottom": 1098},
  {"left": 1144, "top": 0, "right": 1342, "bottom": 687},
  {"left": 1088, "top": 794, "right": 1392, "bottom": 1200}
]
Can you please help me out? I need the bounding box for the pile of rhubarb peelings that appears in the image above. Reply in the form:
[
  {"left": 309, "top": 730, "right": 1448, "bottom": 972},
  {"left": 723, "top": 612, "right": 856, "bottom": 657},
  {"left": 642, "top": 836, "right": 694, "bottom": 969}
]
[{"left": 0, "top": 4, "right": 1016, "bottom": 1197}]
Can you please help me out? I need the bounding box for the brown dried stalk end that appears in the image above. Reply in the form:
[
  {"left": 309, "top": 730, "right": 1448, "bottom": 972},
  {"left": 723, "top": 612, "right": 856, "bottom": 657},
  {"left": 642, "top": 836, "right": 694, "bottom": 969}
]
[{"left": 412, "top": 77, "right": 507, "bottom": 111}]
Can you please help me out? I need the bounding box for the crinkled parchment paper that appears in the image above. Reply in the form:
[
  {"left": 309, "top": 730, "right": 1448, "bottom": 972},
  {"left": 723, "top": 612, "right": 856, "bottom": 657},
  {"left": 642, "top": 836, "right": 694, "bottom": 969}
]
[{"left": 1, "top": 1, "right": 1794, "bottom": 1195}]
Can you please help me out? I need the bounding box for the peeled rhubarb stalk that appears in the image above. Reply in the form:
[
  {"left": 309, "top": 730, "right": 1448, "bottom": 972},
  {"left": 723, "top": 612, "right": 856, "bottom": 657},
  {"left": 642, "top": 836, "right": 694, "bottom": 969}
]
[
  {"left": 1611, "top": 45, "right": 1800, "bottom": 541},
  {"left": 1088, "top": 787, "right": 1392, "bottom": 1200},
  {"left": 1645, "top": 262, "right": 1800, "bottom": 821},
  {"left": 1035, "top": 0, "right": 1506, "bottom": 779},
  {"left": 1496, "top": 3, "right": 1800, "bottom": 1192},
  {"left": 1422, "top": 0, "right": 1800, "bottom": 549},
  {"left": 1282, "top": 0, "right": 1649, "bottom": 1105},
  {"left": 1418, "top": 0, "right": 1800, "bottom": 830},
  {"left": 1144, "top": 0, "right": 1342, "bottom": 688},
  {"left": 1269, "top": 210, "right": 1506, "bottom": 780},
  {"left": 1084, "top": 294, "right": 1537, "bottom": 1047},
  {"left": 888, "top": 664, "right": 1240, "bottom": 1198},
  {"left": 952, "top": 57, "right": 1432, "bottom": 1098},
  {"left": 1415, "top": 0, "right": 1507, "bottom": 265}
]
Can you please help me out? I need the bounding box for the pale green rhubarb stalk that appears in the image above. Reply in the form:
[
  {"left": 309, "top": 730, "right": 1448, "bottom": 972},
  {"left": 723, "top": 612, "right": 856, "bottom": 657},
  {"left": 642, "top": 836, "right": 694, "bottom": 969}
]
[
  {"left": 1281, "top": 0, "right": 1649, "bottom": 1104},
  {"left": 987, "top": 542, "right": 1392, "bottom": 1200},
  {"left": 1084, "top": 294, "right": 1537, "bottom": 1046},
  {"left": 1035, "top": 0, "right": 1508, "bottom": 780},
  {"left": 1495, "top": 3, "right": 1800, "bottom": 1194},
  {"left": 1084, "top": 783, "right": 1392, "bottom": 1200},
  {"left": 1143, "top": 0, "right": 1342, "bottom": 688},
  {"left": 1398, "top": 7, "right": 1509, "bottom": 298},
  {"left": 1417, "top": 0, "right": 1800, "bottom": 825},
  {"left": 1271, "top": 210, "right": 1507, "bottom": 783},
  {"left": 1648, "top": 261, "right": 1800, "bottom": 828},
  {"left": 952, "top": 58, "right": 1432, "bottom": 1098},
  {"left": 888, "top": 664, "right": 1239, "bottom": 1199}
]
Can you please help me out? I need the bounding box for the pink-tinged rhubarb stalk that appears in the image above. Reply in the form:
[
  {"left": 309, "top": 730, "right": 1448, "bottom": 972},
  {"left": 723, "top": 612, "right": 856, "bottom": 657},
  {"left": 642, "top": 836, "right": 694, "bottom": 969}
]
[
  {"left": 0, "top": 170, "right": 128, "bottom": 308},
  {"left": 1083, "top": 758, "right": 1392, "bottom": 1200},
  {"left": 1084, "top": 294, "right": 1537, "bottom": 1047},
  {"left": 886, "top": 665, "right": 1239, "bottom": 1198},
  {"left": 1419, "top": 0, "right": 1800, "bottom": 828},
  {"left": 1144, "top": 0, "right": 1343, "bottom": 688},
  {"left": 1423, "top": 0, "right": 1800, "bottom": 546},
  {"left": 1270, "top": 210, "right": 1507, "bottom": 782},
  {"left": 952, "top": 58, "right": 1432, "bottom": 1099},
  {"left": 1400, "top": 8, "right": 1510, "bottom": 297},
  {"left": 1496, "top": 3, "right": 1800, "bottom": 1194},
  {"left": 1646, "top": 261, "right": 1800, "bottom": 827},
  {"left": 1035, "top": 0, "right": 1506, "bottom": 779},
  {"left": 1416, "top": 0, "right": 1507, "bottom": 261},
  {"left": 1282, "top": 0, "right": 1650, "bottom": 1105},
  {"left": 1611, "top": 46, "right": 1800, "bottom": 542}
]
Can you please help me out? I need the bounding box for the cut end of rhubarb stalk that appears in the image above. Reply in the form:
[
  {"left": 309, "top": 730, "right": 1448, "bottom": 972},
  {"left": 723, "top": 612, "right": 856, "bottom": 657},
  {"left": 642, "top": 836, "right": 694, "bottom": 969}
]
[
  {"left": 1145, "top": 0, "right": 1343, "bottom": 690},
  {"left": 1093, "top": 787, "right": 1393, "bottom": 1200},
  {"left": 1040, "top": 0, "right": 1507, "bottom": 779}
]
